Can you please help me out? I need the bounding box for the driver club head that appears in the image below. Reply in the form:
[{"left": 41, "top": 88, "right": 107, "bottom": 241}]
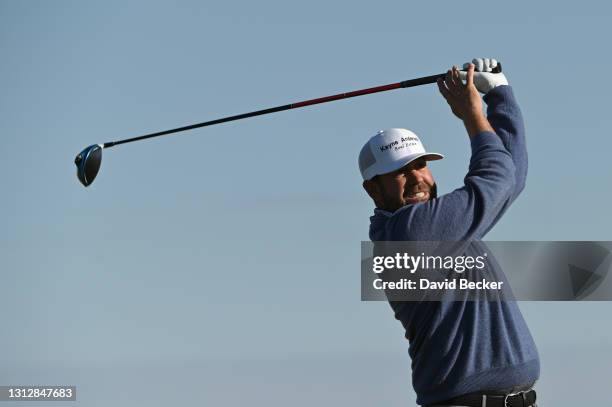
[{"left": 75, "top": 144, "right": 103, "bottom": 187}]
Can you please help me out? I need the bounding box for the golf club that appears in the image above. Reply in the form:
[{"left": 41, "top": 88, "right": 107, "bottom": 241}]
[{"left": 74, "top": 64, "right": 502, "bottom": 187}]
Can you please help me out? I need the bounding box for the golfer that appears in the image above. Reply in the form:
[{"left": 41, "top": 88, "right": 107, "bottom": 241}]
[{"left": 359, "top": 58, "right": 540, "bottom": 407}]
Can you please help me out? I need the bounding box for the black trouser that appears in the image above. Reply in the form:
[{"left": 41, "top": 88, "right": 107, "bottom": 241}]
[{"left": 425, "top": 382, "right": 537, "bottom": 407}]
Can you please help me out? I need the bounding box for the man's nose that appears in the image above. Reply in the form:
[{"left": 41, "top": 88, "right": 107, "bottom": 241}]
[{"left": 405, "top": 167, "right": 424, "bottom": 182}]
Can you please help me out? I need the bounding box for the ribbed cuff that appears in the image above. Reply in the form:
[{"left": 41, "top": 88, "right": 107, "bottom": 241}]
[{"left": 483, "top": 84, "right": 515, "bottom": 106}]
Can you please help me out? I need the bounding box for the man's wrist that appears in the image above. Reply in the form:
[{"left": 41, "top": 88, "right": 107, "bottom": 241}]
[{"left": 463, "top": 113, "right": 494, "bottom": 138}]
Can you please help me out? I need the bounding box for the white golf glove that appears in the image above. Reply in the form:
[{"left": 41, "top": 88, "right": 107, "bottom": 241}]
[{"left": 459, "top": 57, "right": 508, "bottom": 94}]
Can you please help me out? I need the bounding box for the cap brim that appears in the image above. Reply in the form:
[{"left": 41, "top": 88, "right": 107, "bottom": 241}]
[
  {"left": 366, "top": 152, "right": 444, "bottom": 180},
  {"left": 417, "top": 152, "right": 444, "bottom": 162}
]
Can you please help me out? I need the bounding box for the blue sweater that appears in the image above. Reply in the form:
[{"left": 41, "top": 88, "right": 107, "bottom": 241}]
[{"left": 368, "top": 86, "right": 540, "bottom": 405}]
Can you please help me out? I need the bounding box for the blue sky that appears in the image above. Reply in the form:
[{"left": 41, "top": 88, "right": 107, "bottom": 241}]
[{"left": 2, "top": 0, "right": 611, "bottom": 405}]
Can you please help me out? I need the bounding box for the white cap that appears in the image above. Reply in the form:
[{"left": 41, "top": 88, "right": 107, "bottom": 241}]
[{"left": 358, "top": 128, "right": 443, "bottom": 180}]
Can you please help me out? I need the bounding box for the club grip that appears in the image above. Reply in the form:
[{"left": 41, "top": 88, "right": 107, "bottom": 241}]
[
  {"left": 461, "top": 62, "right": 503, "bottom": 73},
  {"left": 400, "top": 62, "right": 503, "bottom": 89}
]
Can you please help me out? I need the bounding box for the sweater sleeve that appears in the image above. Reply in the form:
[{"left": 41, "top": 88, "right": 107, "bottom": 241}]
[
  {"left": 483, "top": 85, "right": 528, "bottom": 202},
  {"left": 384, "top": 132, "right": 516, "bottom": 241}
]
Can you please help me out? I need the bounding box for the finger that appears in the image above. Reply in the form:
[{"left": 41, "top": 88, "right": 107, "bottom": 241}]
[
  {"left": 466, "top": 63, "right": 475, "bottom": 88},
  {"left": 446, "top": 66, "right": 459, "bottom": 92},
  {"left": 483, "top": 58, "right": 491, "bottom": 72},
  {"left": 490, "top": 58, "right": 498, "bottom": 69},
  {"left": 445, "top": 69, "right": 454, "bottom": 89},
  {"left": 437, "top": 77, "right": 451, "bottom": 100},
  {"left": 452, "top": 65, "right": 461, "bottom": 86},
  {"left": 472, "top": 58, "right": 484, "bottom": 72},
  {"left": 451, "top": 66, "right": 463, "bottom": 93}
]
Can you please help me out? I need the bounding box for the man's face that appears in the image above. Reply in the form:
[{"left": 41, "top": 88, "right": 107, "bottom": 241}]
[{"left": 363, "top": 158, "right": 437, "bottom": 212}]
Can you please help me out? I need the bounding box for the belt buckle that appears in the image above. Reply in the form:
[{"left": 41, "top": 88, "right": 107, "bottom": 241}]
[{"left": 503, "top": 390, "right": 527, "bottom": 407}]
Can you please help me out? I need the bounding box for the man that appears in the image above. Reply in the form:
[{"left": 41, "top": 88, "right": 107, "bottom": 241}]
[{"left": 359, "top": 58, "right": 540, "bottom": 407}]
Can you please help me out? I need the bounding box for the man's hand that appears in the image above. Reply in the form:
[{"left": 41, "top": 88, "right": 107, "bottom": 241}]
[
  {"left": 460, "top": 58, "right": 508, "bottom": 94},
  {"left": 437, "top": 64, "right": 494, "bottom": 137}
]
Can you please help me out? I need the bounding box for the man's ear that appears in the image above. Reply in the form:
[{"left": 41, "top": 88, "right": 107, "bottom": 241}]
[{"left": 363, "top": 179, "right": 383, "bottom": 207}]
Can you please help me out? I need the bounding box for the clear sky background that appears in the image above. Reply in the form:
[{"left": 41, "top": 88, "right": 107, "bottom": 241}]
[{"left": 2, "top": 0, "right": 611, "bottom": 405}]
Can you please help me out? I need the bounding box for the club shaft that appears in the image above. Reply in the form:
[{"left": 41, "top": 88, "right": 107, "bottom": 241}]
[{"left": 102, "top": 73, "right": 445, "bottom": 148}]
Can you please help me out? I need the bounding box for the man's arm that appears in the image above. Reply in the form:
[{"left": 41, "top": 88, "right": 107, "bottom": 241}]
[
  {"left": 460, "top": 58, "right": 527, "bottom": 202},
  {"left": 483, "top": 86, "right": 528, "bottom": 202},
  {"left": 381, "top": 65, "right": 516, "bottom": 241}
]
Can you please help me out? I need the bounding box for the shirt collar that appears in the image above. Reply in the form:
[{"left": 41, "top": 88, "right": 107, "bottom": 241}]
[{"left": 373, "top": 208, "right": 394, "bottom": 218}]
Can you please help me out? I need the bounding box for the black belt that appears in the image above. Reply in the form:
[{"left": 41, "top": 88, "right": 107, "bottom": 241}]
[{"left": 429, "top": 389, "right": 536, "bottom": 407}]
